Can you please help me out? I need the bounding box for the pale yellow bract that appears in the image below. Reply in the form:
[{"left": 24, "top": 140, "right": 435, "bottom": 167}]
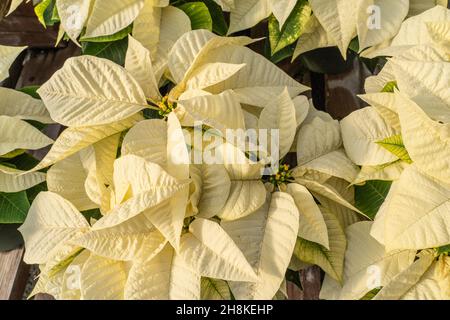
[
  {"left": 226, "top": 0, "right": 448, "bottom": 59},
  {"left": 18, "top": 29, "right": 361, "bottom": 299},
  {"left": 10, "top": 3, "right": 450, "bottom": 301},
  {"left": 0, "top": 45, "right": 54, "bottom": 193},
  {"left": 326, "top": 6, "right": 450, "bottom": 300}
]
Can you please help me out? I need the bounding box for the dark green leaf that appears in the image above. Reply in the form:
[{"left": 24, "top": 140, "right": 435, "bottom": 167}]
[
  {"left": 348, "top": 37, "right": 360, "bottom": 53},
  {"left": 143, "top": 108, "right": 163, "bottom": 120},
  {"left": 82, "top": 209, "right": 103, "bottom": 222},
  {"left": 9, "top": 153, "right": 40, "bottom": 171},
  {"left": 0, "top": 149, "right": 25, "bottom": 160},
  {"left": 34, "top": 0, "right": 52, "bottom": 26},
  {"left": 355, "top": 180, "right": 392, "bottom": 220},
  {"left": 0, "top": 224, "right": 23, "bottom": 252},
  {"left": 18, "top": 85, "right": 41, "bottom": 99},
  {"left": 179, "top": 2, "right": 213, "bottom": 31},
  {"left": 200, "top": 0, "right": 228, "bottom": 35},
  {"left": 0, "top": 191, "right": 30, "bottom": 224},
  {"left": 264, "top": 39, "right": 295, "bottom": 64},
  {"left": 34, "top": 0, "right": 57, "bottom": 27},
  {"left": 437, "top": 244, "right": 450, "bottom": 255},
  {"left": 26, "top": 182, "right": 47, "bottom": 204},
  {"left": 82, "top": 37, "right": 129, "bottom": 66},
  {"left": 81, "top": 25, "right": 133, "bottom": 43},
  {"left": 269, "top": 0, "right": 311, "bottom": 55}
]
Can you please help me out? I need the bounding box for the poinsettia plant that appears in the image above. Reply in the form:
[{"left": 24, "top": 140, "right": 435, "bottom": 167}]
[
  {"left": 325, "top": 6, "right": 450, "bottom": 300},
  {"left": 0, "top": 0, "right": 449, "bottom": 301}
]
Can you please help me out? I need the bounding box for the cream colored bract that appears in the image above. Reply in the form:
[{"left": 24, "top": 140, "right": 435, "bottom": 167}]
[
  {"left": 327, "top": 6, "right": 450, "bottom": 300},
  {"left": 10, "top": 4, "right": 450, "bottom": 301}
]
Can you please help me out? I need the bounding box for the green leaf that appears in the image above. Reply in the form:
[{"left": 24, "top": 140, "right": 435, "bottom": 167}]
[
  {"left": 0, "top": 149, "right": 26, "bottom": 159},
  {"left": 264, "top": 40, "right": 295, "bottom": 64},
  {"left": 9, "top": 153, "right": 40, "bottom": 171},
  {"left": 34, "top": 0, "right": 57, "bottom": 27},
  {"left": 81, "top": 25, "right": 133, "bottom": 43},
  {"left": 355, "top": 180, "right": 392, "bottom": 220},
  {"left": 19, "top": 85, "right": 41, "bottom": 99},
  {"left": 0, "top": 191, "right": 30, "bottom": 224},
  {"left": 293, "top": 237, "right": 343, "bottom": 282},
  {"left": 348, "top": 37, "right": 360, "bottom": 53},
  {"left": 360, "top": 287, "right": 381, "bottom": 300},
  {"left": 0, "top": 224, "right": 23, "bottom": 252},
  {"left": 381, "top": 81, "right": 398, "bottom": 93},
  {"left": 200, "top": 277, "right": 232, "bottom": 300},
  {"left": 82, "top": 37, "right": 129, "bottom": 66},
  {"left": 82, "top": 209, "right": 103, "bottom": 222},
  {"left": 26, "top": 182, "right": 47, "bottom": 204},
  {"left": 179, "top": 2, "right": 213, "bottom": 31},
  {"left": 201, "top": 0, "right": 228, "bottom": 35},
  {"left": 143, "top": 108, "right": 163, "bottom": 120},
  {"left": 269, "top": 0, "right": 312, "bottom": 55},
  {"left": 376, "top": 134, "right": 412, "bottom": 164},
  {"left": 437, "top": 244, "right": 450, "bottom": 255},
  {"left": 51, "top": 3, "right": 60, "bottom": 22}
]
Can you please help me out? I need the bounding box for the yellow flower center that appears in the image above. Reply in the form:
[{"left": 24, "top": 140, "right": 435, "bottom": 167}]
[
  {"left": 157, "top": 95, "right": 176, "bottom": 117},
  {"left": 269, "top": 164, "right": 293, "bottom": 187}
]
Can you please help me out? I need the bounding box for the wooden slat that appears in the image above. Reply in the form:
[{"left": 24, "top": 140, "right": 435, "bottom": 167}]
[
  {"left": 0, "top": 247, "right": 30, "bottom": 300},
  {"left": 16, "top": 44, "right": 81, "bottom": 88},
  {"left": 0, "top": 2, "right": 61, "bottom": 48},
  {"left": 287, "top": 267, "right": 322, "bottom": 300},
  {"left": 34, "top": 294, "right": 54, "bottom": 300},
  {"left": 324, "top": 58, "right": 372, "bottom": 120}
]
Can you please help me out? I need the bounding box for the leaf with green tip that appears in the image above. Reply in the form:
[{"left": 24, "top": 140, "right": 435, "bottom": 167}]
[
  {"left": 381, "top": 81, "right": 398, "bottom": 93},
  {"left": 376, "top": 134, "right": 412, "bottom": 164},
  {"left": 200, "top": 277, "right": 232, "bottom": 300},
  {"left": 355, "top": 180, "right": 392, "bottom": 220},
  {"left": 264, "top": 40, "right": 295, "bottom": 64},
  {"left": 0, "top": 191, "right": 30, "bottom": 224},
  {"left": 0, "top": 149, "right": 25, "bottom": 159},
  {"left": 48, "top": 248, "right": 84, "bottom": 277},
  {"left": 360, "top": 288, "right": 381, "bottom": 300},
  {"left": 179, "top": 2, "right": 213, "bottom": 31},
  {"left": 34, "top": 0, "right": 56, "bottom": 27},
  {"left": 293, "top": 208, "right": 346, "bottom": 282},
  {"left": 269, "top": 0, "right": 312, "bottom": 55}
]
